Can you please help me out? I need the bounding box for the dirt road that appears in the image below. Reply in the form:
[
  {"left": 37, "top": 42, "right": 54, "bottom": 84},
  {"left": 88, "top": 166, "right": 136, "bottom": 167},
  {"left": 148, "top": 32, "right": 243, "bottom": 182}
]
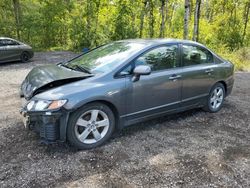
[{"left": 0, "top": 52, "right": 249, "bottom": 187}]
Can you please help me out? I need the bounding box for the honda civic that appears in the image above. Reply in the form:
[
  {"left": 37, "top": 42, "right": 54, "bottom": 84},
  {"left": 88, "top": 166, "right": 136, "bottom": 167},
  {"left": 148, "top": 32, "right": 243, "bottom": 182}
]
[{"left": 20, "top": 39, "right": 234, "bottom": 149}]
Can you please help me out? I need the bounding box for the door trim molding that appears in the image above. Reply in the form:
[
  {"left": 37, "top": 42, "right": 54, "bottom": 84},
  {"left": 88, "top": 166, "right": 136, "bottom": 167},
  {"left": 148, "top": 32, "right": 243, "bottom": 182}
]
[
  {"left": 121, "top": 93, "right": 208, "bottom": 118},
  {"left": 181, "top": 93, "right": 208, "bottom": 103},
  {"left": 121, "top": 101, "right": 180, "bottom": 118}
]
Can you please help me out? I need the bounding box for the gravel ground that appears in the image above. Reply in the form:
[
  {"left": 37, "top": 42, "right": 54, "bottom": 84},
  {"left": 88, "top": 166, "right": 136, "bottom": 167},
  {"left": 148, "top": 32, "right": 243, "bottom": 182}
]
[{"left": 0, "top": 51, "right": 249, "bottom": 188}]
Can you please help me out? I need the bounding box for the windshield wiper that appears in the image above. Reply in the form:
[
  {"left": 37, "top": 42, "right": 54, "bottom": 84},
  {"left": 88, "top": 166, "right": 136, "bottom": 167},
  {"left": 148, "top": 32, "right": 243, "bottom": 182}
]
[
  {"left": 59, "top": 63, "right": 92, "bottom": 74},
  {"left": 74, "top": 65, "right": 92, "bottom": 74}
]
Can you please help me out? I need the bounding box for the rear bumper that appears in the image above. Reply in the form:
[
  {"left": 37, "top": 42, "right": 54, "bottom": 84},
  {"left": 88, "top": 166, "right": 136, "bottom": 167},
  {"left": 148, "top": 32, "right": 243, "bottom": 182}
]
[{"left": 20, "top": 108, "right": 69, "bottom": 143}]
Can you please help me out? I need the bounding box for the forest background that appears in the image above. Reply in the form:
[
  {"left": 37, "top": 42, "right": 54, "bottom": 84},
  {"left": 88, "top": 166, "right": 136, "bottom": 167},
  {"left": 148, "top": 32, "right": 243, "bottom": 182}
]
[{"left": 0, "top": 0, "right": 249, "bottom": 70}]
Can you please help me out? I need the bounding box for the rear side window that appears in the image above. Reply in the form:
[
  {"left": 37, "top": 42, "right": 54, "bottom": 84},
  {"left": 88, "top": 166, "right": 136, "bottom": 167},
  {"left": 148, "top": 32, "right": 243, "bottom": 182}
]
[
  {"left": 134, "top": 45, "right": 178, "bottom": 71},
  {"left": 182, "top": 45, "right": 213, "bottom": 66}
]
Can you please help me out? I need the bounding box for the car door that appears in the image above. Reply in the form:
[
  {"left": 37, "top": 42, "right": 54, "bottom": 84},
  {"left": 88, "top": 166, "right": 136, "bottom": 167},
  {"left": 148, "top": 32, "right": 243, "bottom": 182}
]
[
  {"left": 4, "top": 39, "right": 21, "bottom": 61},
  {"left": 121, "top": 44, "right": 182, "bottom": 124},
  {"left": 180, "top": 44, "right": 217, "bottom": 107}
]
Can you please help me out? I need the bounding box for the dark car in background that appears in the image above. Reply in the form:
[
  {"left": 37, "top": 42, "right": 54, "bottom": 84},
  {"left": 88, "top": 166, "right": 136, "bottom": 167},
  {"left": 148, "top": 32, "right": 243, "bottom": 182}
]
[
  {"left": 20, "top": 39, "right": 234, "bottom": 149},
  {"left": 0, "top": 37, "right": 34, "bottom": 63}
]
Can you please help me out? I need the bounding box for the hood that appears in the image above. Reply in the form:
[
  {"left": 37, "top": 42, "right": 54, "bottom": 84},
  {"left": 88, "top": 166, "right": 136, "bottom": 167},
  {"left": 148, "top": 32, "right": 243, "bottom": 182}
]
[{"left": 21, "top": 64, "right": 92, "bottom": 99}]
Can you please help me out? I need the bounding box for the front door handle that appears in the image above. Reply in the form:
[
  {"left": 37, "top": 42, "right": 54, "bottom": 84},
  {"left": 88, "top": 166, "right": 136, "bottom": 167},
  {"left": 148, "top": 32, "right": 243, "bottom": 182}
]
[
  {"left": 205, "top": 68, "right": 214, "bottom": 73},
  {"left": 169, "top": 74, "right": 182, "bottom": 80}
]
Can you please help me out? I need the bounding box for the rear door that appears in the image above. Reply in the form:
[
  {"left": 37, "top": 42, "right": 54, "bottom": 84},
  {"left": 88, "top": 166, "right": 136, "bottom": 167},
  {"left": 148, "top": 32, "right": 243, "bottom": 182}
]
[
  {"left": 121, "top": 44, "right": 182, "bottom": 124},
  {"left": 180, "top": 43, "right": 217, "bottom": 107}
]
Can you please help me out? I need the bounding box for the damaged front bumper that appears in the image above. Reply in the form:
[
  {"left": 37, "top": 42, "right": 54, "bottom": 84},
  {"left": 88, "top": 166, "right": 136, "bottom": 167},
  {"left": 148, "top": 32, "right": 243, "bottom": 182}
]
[{"left": 20, "top": 108, "right": 69, "bottom": 143}]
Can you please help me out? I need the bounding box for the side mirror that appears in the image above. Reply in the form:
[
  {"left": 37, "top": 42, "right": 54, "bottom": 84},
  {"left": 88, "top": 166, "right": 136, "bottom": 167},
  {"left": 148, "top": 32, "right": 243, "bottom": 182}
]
[{"left": 132, "top": 65, "right": 151, "bottom": 82}]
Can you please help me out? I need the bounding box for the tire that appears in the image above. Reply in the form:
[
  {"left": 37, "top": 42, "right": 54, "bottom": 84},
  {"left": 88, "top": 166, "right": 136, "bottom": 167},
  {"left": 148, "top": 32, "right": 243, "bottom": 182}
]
[
  {"left": 67, "top": 102, "right": 115, "bottom": 150},
  {"left": 20, "top": 52, "right": 30, "bottom": 63},
  {"left": 203, "top": 82, "right": 225, "bottom": 113}
]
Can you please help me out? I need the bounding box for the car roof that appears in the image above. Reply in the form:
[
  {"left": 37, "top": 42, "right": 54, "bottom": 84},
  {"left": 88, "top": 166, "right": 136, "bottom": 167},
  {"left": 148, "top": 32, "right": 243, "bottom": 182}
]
[
  {"left": 0, "top": 37, "right": 17, "bottom": 40},
  {"left": 117, "top": 38, "right": 206, "bottom": 47}
]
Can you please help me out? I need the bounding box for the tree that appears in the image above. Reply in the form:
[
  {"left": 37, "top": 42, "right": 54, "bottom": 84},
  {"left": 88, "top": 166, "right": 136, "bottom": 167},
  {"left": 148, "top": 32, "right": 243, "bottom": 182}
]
[
  {"left": 184, "top": 0, "right": 190, "bottom": 39},
  {"left": 12, "top": 0, "right": 22, "bottom": 39},
  {"left": 112, "top": 0, "right": 136, "bottom": 40},
  {"left": 0, "top": 0, "right": 249, "bottom": 52},
  {"left": 242, "top": 1, "right": 250, "bottom": 45},
  {"left": 148, "top": 0, "right": 155, "bottom": 38},
  {"left": 193, "top": 0, "right": 201, "bottom": 41},
  {"left": 139, "top": 0, "right": 149, "bottom": 38},
  {"left": 159, "top": 0, "right": 168, "bottom": 38}
]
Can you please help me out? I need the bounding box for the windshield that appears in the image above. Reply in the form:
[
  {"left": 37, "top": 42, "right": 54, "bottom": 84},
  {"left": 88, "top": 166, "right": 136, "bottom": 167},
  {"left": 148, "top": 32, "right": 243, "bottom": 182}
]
[{"left": 65, "top": 41, "right": 147, "bottom": 73}]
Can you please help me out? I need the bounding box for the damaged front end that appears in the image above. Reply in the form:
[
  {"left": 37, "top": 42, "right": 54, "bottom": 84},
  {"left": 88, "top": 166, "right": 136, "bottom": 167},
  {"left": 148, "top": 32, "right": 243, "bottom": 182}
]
[
  {"left": 20, "top": 64, "right": 93, "bottom": 143},
  {"left": 21, "top": 110, "right": 62, "bottom": 143},
  {"left": 20, "top": 64, "right": 93, "bottom": 99},
  {"left": 20, "top": 99, "right": 70, "bottom": 143}
]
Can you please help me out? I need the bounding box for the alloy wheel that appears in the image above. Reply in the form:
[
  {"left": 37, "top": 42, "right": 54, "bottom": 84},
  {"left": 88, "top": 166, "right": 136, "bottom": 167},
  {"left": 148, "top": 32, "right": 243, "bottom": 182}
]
[
  {"left": 210, "top": 87, "right": 224, "bottom": 110},
  {"left": 74, "top": 109, "right": 110, "bottom": 144}
]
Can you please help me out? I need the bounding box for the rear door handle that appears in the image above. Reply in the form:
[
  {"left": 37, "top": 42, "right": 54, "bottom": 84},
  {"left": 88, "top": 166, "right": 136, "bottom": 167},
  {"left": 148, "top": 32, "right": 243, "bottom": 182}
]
[
  {"left": 205, "top": 68, "right": 214, "bottom": 73},
  {"left": 169, "top": 74, "right": 182, "bottom": 80}
]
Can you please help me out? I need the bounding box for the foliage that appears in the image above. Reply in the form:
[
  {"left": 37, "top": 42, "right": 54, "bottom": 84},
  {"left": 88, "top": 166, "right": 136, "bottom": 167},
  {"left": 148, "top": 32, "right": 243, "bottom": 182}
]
[{"left": 0, "top": 0, "right": 249, "bottom": 70}]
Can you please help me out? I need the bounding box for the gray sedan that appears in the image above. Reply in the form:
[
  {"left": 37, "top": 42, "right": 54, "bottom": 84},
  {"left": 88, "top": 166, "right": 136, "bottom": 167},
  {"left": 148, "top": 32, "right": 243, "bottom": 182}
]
[
  {"left": 20, "top": 39, "right": 234, "bottom": 149},
  {"left": 0, "top": 37, "right": 34, "bottom": 63}
]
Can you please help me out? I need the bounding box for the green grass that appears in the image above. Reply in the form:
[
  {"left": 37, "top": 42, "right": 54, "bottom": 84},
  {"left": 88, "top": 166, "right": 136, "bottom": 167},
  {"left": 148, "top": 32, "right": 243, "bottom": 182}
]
[{"left": 217, "top": 47, "right": 250, "bottom": 71}]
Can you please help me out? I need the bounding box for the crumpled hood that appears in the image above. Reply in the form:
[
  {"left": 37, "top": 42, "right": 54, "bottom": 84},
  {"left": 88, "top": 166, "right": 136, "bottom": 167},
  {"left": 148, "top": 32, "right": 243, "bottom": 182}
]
[{"left": 21, "top": 64, "right": 92, "bottom": 99}]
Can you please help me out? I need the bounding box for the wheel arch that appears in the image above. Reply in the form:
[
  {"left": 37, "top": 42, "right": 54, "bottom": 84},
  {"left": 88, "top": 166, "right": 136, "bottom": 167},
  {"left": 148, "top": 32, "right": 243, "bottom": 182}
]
[
  {"left": 72, "top": 99, "right": 121, "bottom": 130},
  {"left": 217, "top": 80, "right": 227, "bottom": 95}
]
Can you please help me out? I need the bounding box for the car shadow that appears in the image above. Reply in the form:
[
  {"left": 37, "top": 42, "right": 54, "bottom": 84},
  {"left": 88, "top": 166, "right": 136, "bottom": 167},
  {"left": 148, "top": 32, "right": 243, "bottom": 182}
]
[
  {"left": 48, "top": 108, "right": 205, "bottom": 153},
  {"left": 113, "top": 108, "right": 203, "bottom": 138},
  {"left": 0, "top": 60, "right": 23, "bottom": 66},
  {"left": 0, "top": 60, "right": 32, "bottom": 68}
]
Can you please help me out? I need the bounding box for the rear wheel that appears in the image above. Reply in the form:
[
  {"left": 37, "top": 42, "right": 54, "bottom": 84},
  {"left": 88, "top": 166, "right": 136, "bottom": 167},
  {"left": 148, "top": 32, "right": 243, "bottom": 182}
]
[
  {"left": 203, "top": 82, "right": 225, "bottom": 113},
  {"left": 20, "top": 52, "right": 30, "bottom": 63},
  {"left": 67, "top": 102, "right": 115, "bottom": 149}
]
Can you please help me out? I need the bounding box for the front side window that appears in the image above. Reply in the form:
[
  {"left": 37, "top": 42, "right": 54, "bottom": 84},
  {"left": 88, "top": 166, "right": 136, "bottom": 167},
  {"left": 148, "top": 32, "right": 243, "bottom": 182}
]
[
  {"left": 182, "top": 45, "right": 213, "bottom": 66},
  {"left": 134, "top": 45, "right": 178, "bottom": 71}
]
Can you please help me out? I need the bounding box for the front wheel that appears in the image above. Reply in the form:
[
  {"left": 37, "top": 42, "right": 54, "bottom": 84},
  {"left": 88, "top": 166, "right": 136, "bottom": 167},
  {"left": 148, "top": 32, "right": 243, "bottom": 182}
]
[
  {"left": 203, "top": 82, "right": 225, "bottom": 113},
  {"left": 67, "top": 102, "right": 115, "bottom": 149}
]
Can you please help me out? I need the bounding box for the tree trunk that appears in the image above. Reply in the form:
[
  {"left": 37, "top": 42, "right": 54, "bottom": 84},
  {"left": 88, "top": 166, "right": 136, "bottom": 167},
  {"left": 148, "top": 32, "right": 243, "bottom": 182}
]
[
  {"left": 242, "top": 1, "right": 250, "bottom": 44},
  {"left": 169, "top": 2, "right": 176, "bottom": 32},
  {"left": 139, "top": 0, "right": 148, "bottom": 38},
  {"left": 159, "top": 0, "right": 166, "bottom": 38},
  {"left": 12, "top": 0, "right": 21, "bottom": 39},
  {"left": 184, "top": 0, "right": 190, "bottom": 39},
  {"left": 165, "top": 0, "right": 169, "bottom": 29},
  {"left": 94, "top": 0, "right": 101, "bottom": 46},
  {"left": 192, "top": 0, "right": 201, "bottom": 41},
  {"left": 149, "top": 0, "right": 154, "bottom": 38},
  {"left": 86, "top": 0, "right": 93, "bottom": 47}
]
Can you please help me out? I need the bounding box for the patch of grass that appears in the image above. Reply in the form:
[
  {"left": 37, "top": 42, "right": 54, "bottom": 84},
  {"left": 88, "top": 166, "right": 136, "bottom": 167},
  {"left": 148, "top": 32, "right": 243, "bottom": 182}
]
[{"left": 217, "top": 47, "right": 250, "bottom": 71}]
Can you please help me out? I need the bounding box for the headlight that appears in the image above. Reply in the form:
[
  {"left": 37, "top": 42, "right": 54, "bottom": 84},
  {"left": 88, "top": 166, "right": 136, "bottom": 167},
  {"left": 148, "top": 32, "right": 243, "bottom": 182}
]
[
  {"left": 35, "top": 100, "right": 51, "bottom": 110},
  {"left": 27, "top": 100, "right": 35, "bottom": 111},
  {"left": 26, "top": 99, "right": 67, "bottom": 111},
  {"left": 48, "top": 100, "right": 67, "bottom": 110}
]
